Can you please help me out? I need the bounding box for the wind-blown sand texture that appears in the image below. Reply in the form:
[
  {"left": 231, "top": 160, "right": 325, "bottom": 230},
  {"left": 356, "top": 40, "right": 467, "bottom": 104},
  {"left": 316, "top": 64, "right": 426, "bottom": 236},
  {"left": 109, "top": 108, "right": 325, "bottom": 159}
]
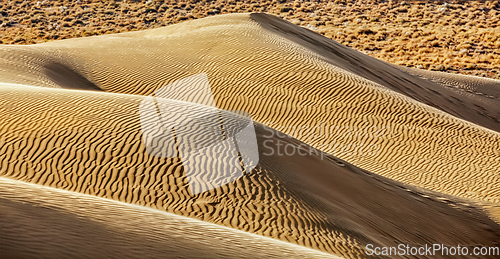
[
  {"left": 1, "top": 13, "right": 500, "bottom": 258},
  {"left": 2, "top": 13, "right": 499, "bottom": 202},
  {"left": 1, "top": 83, "right": 499, "bottom": 258},
  {"left": 0, "top": 177, "right": 340, "bottom": 259}
]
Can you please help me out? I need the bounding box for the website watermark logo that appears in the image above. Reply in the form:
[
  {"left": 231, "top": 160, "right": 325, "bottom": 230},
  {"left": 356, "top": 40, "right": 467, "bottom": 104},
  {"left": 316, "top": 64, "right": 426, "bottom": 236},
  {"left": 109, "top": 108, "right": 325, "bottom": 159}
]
[
  {"left": 139, "top": 74, "right": 258, "bottom": 195},
  {"left": 261, "top": 122, "right": 391, "bottom": 159},
  {"left": 366, "top": 244, "right": 499, "bottom": 257}
]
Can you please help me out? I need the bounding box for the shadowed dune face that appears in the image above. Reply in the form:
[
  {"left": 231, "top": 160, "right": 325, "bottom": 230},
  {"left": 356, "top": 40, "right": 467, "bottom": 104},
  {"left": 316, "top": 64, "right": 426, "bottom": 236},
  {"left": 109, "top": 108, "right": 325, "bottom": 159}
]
[
  {"left": 0, "top": 14, "right": 499, "bottom": 205},
  {"left": 0, "top": 46, "right": 100, "bottom": 91},
  {"left": 0, "top": 85, "right": 500, "bottom": 258},
  {"left": 42, "top": 62, "right": 102, "bottom": 91},
  {"left": 250, "top": 13, "right": 500, "bottom": 133},
  {"left": 398, "top": 66, "right": 500, "bottom": 131}
]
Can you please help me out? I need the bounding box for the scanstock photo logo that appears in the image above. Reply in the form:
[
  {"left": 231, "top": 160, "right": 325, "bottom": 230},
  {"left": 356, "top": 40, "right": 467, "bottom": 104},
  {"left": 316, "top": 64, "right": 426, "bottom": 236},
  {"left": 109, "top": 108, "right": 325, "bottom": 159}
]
[{"left": 139, "top": 73, "right": 259, "bottom": 195}]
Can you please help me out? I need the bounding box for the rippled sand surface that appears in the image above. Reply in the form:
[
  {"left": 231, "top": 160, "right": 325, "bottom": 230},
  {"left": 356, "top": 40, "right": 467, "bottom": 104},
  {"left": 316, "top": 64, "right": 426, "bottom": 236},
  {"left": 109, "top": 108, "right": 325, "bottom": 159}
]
[
  {"left": 1, "top": 13, "right": 499, "bottom": 258},
  {"left": 0, "top": 177, "right": 341, "bottom": 259}
]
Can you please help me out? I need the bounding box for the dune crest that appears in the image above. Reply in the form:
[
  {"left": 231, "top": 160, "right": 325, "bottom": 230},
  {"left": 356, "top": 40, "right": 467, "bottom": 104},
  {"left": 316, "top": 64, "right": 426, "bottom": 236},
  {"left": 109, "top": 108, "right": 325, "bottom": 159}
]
[
  {"left": 1, "top": 13, "right": 498, "bottom": 205},
  {"left": 0, "top": 84, "right": 499, "bottom": 258}
]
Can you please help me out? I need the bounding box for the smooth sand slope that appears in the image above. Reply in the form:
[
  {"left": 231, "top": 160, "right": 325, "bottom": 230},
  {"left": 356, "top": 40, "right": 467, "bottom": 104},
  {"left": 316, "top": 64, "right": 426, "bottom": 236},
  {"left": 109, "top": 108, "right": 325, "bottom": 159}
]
[
  {"left": 0, "top": 84, "right": 499, "bottom": 258},
  {"left": 1, "top": 13, "right": 499, "bottom": 206}
]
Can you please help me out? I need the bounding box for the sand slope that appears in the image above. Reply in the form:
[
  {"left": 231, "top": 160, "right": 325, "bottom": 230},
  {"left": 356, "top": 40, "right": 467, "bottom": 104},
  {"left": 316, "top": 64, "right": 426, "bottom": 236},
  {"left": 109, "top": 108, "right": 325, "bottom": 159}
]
[
  {"left": 0, "top": 177, "right": 340, "bottom": 259},
  {"left": 1, "top": 13, "right": 498, "bottom": 205},
  {"left": 0, "top": 84, "right": 499, "bottom": 258},
  {"left": 254, "top": 13, "right": 500, "bottom": 133},
  {"left": 398, "top": 65, "right": 500, "bottom": 131},
  {"left": 1, "top": 13, "right": 500, "bottom": 258}
]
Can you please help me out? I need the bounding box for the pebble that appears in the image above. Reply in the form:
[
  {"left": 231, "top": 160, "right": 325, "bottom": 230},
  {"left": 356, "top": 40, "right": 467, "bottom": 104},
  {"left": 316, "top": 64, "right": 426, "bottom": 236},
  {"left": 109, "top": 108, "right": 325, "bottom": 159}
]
[{"left": 305, "top": 24, "right": 317, "bottom": 30}]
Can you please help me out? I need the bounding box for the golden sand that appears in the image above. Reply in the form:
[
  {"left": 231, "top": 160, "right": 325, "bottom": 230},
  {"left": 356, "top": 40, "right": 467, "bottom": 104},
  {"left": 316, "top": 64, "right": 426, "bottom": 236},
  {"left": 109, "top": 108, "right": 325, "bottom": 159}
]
[
  {"left": 1, "top": 84, "right": 499, "bottom": 257},
  {"left": 1, "top": 13, "right": 499, "bottom": 258},
  {"left": 2, "top": 13, "right": 499, "bottom": 202},
  {"left": 0, "top": 177, "right": 341, "bottom": 259}
]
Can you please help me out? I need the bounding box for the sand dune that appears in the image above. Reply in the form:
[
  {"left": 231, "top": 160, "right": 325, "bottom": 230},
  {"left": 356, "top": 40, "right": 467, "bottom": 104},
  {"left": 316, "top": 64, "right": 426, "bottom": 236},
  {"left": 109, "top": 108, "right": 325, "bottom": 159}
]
[
  {"left": 0, "top": 83, "right": 499, "bottom": 258},
  {"left": 0, "top": 177, "right": 340, "bottom": 259},
  {"left": 1, "top": 13, "right": 500, "bottom": 258},
  {"left": 1, "top": 13, "right": 499, "bottom": 205},
  {"left": 396, "top": 65, "right": 500, "bottom": 131},
  {"left": 2, "top": 0, "right": 499, "bottom": 81},
  {"left": 254, "top": 13, "right": 500, "bottom": 133}
]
